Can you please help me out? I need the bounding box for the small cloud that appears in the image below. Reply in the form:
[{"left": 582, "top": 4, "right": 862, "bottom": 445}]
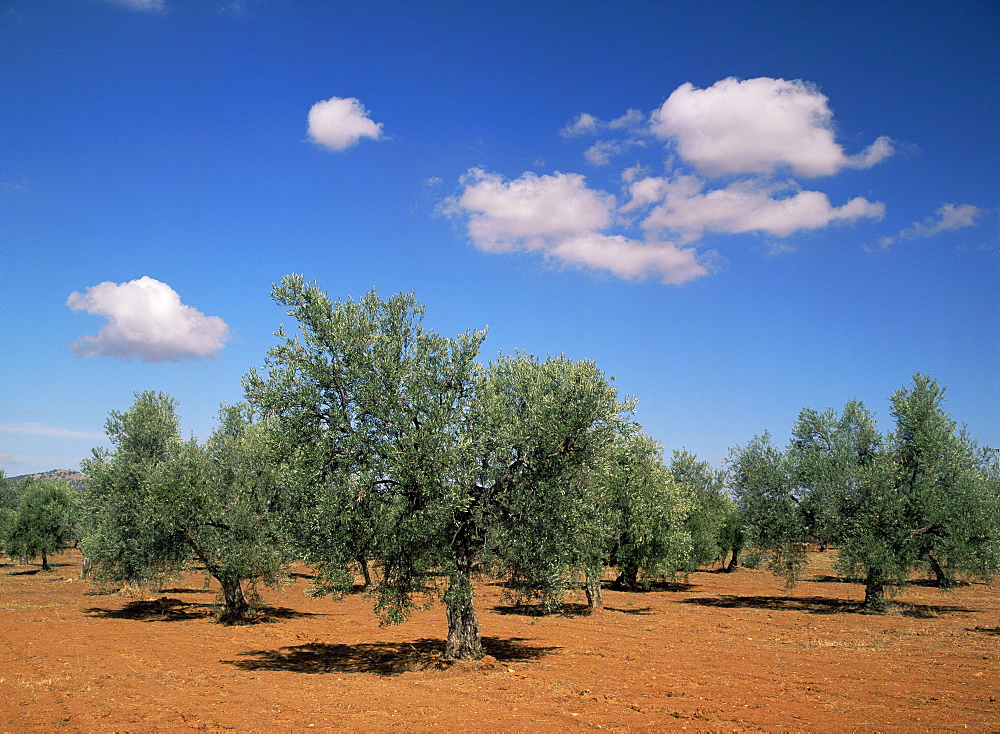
[
  {"left": 560, "top": 112, "right": 601, "bottom": 137},
  {"left": 764, "top": 241, "right": 799, "bottom": 257},
  {"left": 562, "top": 109, "right": 645, "bottom": 139},
  {"left": 584, "top": 139, "right": 646, "bottom": 166},
  {"left": 609, "top": 109, "right": 645, "bottom": 130},
  {"left": 636, "top": 176, "right": 885, "bottom": 242},
  {"left": 67, "top": 277, "right": 230, "bottom": 362},
  {"left": 650, "top": 77, "right": 893, "bottom": 178},
  {"left": 103, "top": 0, "right": 166, "bottom": 11},
  {"left": 877, "top": 203, "right": 983, "bottom": 249},
  {"left": 307, "top": 96, "right": 384, "bottom": 152},
  {"left": 584, "top": 141, "right": 623, "bottom": 166},
  {"left": 0, "top": 423, "right": 106, "bottom": 441}
]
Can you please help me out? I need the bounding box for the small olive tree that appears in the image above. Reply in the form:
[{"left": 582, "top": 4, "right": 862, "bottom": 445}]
[
  {"left": 82, "top": 393, "right": 292, "bottom": 623},
  {"left": 729, "top": 375, "right": 1000, "bottom": 610},
  {"left": 3, "top": 477, "right": 78, "bottom": 571},
  {"left": 670, "top": 449, "right": 737, "bottom": 571}
]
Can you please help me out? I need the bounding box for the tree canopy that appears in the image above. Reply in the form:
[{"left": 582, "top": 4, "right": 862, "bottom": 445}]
[
  {"left": 729, "top": 375, "right": 1000, "bottom": 610},
  {"left": 82, "top": 393, "right": 293, "bottom": 623},
  {"left": 245, "top": 275, "right": 636, "bottom": 658},
  {"left": 2, "top": 476, "right": 78, "bottom": 571}
]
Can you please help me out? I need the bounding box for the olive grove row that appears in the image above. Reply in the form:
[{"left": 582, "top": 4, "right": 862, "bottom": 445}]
[{"left": 2, "top": 276, "right": 997, "bottom": 660}]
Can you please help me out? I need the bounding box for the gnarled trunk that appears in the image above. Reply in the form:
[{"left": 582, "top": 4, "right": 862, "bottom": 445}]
[
  {"left": 724, "top": 547, "right": 740, "bottom": 572},
  {"left": 41, "top": 549, "right": 51, "bottom": 572},
  {"left": 862, "top": 572, "right": 887, "bottom": 612},
  {"left": 928, "top": 554, "right": 954, "bottom": 589},
  {"left": 613, "top": 563, "right": 639, "bottom": 590},
  {"left": 217, "top": 574, "right": 250, "bottom": 624},
  {"left": 584, "top": 569, "right": 603, "bottom": 614},
  {"left": 444, "top": 536, "right": 483, "bottom": 660},
  {"left": 357, "top": 555, "right": 372, "bottom": 590}
]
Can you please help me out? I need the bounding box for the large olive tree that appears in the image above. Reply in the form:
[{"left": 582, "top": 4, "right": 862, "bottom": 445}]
[{"left": 245, "top": 275, "right": 631, "bottom": 659}]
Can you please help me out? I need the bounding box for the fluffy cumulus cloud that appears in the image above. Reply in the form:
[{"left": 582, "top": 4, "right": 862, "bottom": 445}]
[
  {"left": 448, "top": 77, "right": 908, "bottom": 284},
  {"left": 444, "top": 170, "right": 707, "bottom": 284},
  {"left": 633, "top": 176, "right": 885, "bottom": 241},
  {"left": 650, "top": 77, "right": 894, "bottom": 177},
  {"left": 307, "top": 96, "right": 384, "bottom": 152},
  {"left": 877, "top": 203, "right": 983, "bottom": 249},
  {"left": 66, "top": 277, "right": 230, "bottom": 362}
]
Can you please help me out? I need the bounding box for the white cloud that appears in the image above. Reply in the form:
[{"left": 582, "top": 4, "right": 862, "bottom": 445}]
[
  {"left": 104, "top": 0, "right": 166, "bottom": 10},
  {"left": 451, "top": 77, "right": 896, "bottom": 285},
  {"left": 561, "top": 110, "right": 645, "bottom": 138},
  {"left": 877, "top": 203, "right": 983, "bottom": 249},
  {"left": 307, "top": 96, "right": 384, "bottom": 151},
  {"left": 584, "top": 141, "right": 623, "bottom": 166},
  {"left": 0, "top": 423, "right": 105, "bottom": 440},
  {"left": 560, "top": 112, "right": 601, "bottom": 137},
  {"left": 634, "top": 176, "right": 885, "bottom": 241},
  {"left": 444, "top": 169, "right": 708, "bottom": 284},
  {"left": 66, "top": 277, "right": 230, "bottom": 362},
  {"left": 650, "top": 77, "right": 893, "bottom": 177},
  {"left": 551, "top": 233, "right": 708, "bottom": 284},
  {"left": 449, "top": 169, "right": 614, "bottom": 252}
]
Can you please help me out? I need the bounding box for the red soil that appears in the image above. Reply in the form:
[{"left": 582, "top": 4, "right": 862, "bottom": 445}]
[{"left": 1, "top": 549, "right": 997, "bottom": 732}]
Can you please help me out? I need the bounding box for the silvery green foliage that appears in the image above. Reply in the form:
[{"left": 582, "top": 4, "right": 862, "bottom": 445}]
[
  {"left": 245, "top": 275, "right": 635, "bottom": 658},
  {"left": 728, "top": 375, "right": 1000, "bottom": 609},
  {"left": 82, "top": 392, "right": 292, "bottom": 622},
  {"left": 2, "top": 477, "right": 78, "bottom": 570}
]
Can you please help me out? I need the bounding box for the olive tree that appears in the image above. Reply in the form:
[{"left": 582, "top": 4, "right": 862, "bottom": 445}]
[
  {"left": 3, "top": 477, "right": 78, "bottom": 571},
  {"left": 82, "top": 393, "right": 292, "bottom": 623},
  {"left": 729, "top": 376, "right": 1000, "bottom": 610},
  {"left": 669, "top": 449, "right": 737, "bottom": 571},
  {"left": 596, "top": 431, "right": 691, "bottom": 592},
  {"left": 245, "top": 276, "right": 632, "bottom": 659}
]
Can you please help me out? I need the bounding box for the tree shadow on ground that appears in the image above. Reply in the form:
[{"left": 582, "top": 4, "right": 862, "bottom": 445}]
[
  {"left": 684, "top": 595, "right": 855, "bottom": 615},
  {"left": 647, "top": 580, "right": 697, "bottom": 592},
  {"left": 492, "top": 602, "right": 587, "bottom": 617},
  {"left": 894, "top": 601, "right": 978, "bottom": 618},
  {"left": 684, "top": 594, "right": 978, "bottom": 617},
  {"left": 86, "top": 596, "right": 214, "bottom": 621},
  {"left": 10, "top": 569, "right": 41, "bottom": 576},
  {"left": 971, "top": 626, "right": 1000, "bottom": 637},
  {"left": 224, "top": 636, "right": 560, "bottom": 676},
  {"left": 811, "top": 575, "right": 854, "bottom": 584},
  {"left": 159, "top": 587, "right": 210, "bottom": 595},
  {"left": 606, "top": 580, "right": 697, "bottom": 593},
  {"left": 85, "top": 597, "right": 319, "bottom": 623},
  {"left": 253, "top": 606, "right": 321, "bottom": 623},
  {"left": 605, "top": 606, "right": 655, "bottom": 615}
]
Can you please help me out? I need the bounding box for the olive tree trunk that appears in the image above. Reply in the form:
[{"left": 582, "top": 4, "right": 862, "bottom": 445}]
[
  {"left": 217, "top": 574, "right": 251, "bottom": 624},
  {"left": 584, "top": 569, "right": 603, "bottom": 614},
  {"left": 357, "top": 555, "right": 373, "bottom": 590},
  {"left": 862, "top": 572, "right": 888, "bottom": 612},
  {"left": 443, "top": 541, "right": 483, "bottom": 661}
]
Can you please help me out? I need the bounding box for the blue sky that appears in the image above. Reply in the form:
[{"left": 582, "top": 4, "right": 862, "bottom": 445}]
[{"left": 2, "top": 0, "right": 997, "bottom": 477}]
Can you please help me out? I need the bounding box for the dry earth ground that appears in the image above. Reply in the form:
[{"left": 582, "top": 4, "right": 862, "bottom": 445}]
[{"left": 1, "top": 549, "right": 997, "bottom": 732}]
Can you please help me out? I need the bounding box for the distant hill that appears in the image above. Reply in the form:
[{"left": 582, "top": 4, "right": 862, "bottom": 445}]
[{"left": 8, "top": 469, "right": 87, "bottom": 491}]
